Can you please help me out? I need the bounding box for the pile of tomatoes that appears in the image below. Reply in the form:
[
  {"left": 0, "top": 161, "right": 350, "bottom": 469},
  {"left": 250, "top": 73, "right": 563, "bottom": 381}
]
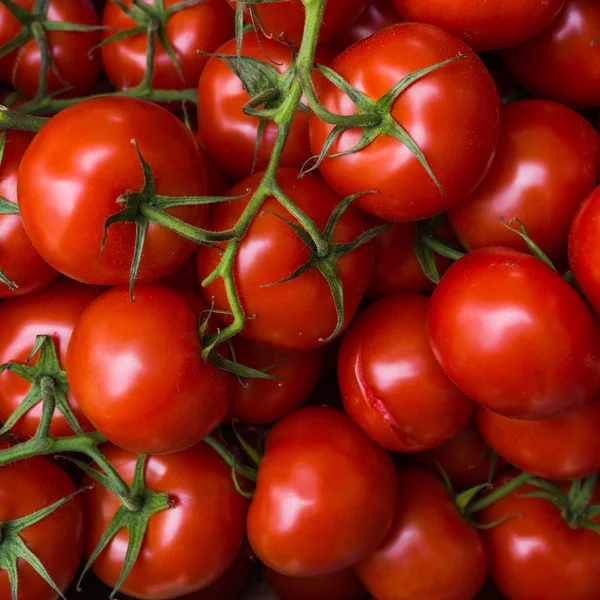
[{"left": 1, "top": 0, "right": 600, "bottom": 599}]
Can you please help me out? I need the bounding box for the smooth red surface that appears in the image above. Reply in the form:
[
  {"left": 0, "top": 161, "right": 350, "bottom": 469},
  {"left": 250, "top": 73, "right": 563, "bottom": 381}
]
[
  {"left": 309, "top": 23, "right": 500, "bottom": 222},
  {"left": 102, "top": 0, "right": 233, "bottom": 91},
  {"left": 0, "top": 130, "right": 57, "bottom": 298},
  {"left": 449, "top": 100, "right": 600, "bottom": 268},
  {"left": 247, "top": 406, "right": 398, "bottom": 576},
  {"left": 0, "top": 453, "right": 84, "bottom": 600},
  {"left": 338, "top": 294, "right": 473, "bottom": 452},
  {"left": 428, "top": 248, "right": 600, "bottom": 420},
  {"left": 67, "top": 284, "right": 231, "bottom": 454},
  {"left": 18, "top": 97, "right": 209, "bottom": 286},
  {"left": 392, "top": 0, "right": 564, "bottom": 51},
  {"left": 197, "top": 169, "right": 374, "bottom": 350},
  {"left": 356, "top": 467, "right": 488, "bottom": 600},
  {"left": 0, "top": 278, "right": 98, "bottom": 439},
  {"left": 83, "top": 443, "right": 248, "bottom": 600},
  {"left": 198, "top": 33, "right": 311, "bottom": 180},
  {"left": 481, "top": 471, "right": 600, "bottom": 600},
  {"left": 502, "top": 0, "right": 600, "bottom": 109},
  {"left": 476, "top": 392, "right": 600, "bottom": 480}
]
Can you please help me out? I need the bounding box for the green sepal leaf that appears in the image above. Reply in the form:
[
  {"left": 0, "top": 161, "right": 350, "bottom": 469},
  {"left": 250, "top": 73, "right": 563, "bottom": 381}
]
[
  {"left": 499, "top": 216, "right": 557, "bottom": 272},
  {"left": 316, "top": 259, "right": 344, "bottom": 343},
  {"left": 207, "top": 348, "right": 280, "bottom": 382},
  {"left": 232, "top": 419, "right": 263, "bottom": 466}
]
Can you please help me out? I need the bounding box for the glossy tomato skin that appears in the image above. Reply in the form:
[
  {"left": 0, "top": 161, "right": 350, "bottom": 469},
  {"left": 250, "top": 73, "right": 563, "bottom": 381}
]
[
  {"left": 227, "top": 337, "right": 323, "bottom": 424},
  {"left": 227, "top": 0, "right": 367, "bottom": 44},
  {"left": 18, "top": 96, "right": 209, "bottom": 286},
  {"left": 66, "top": 284, "right": 232, "bottom": 454},
  {"left": 198, "top": 33, "right": 311, "bottom": 180},
  {"left": 338, "top": 294, "right": 473, "bottom": 452},
  {"left": 480, "top": 471, "right": 600, "bottom": 600},
  {"left": 366, "top": 218, "right": 455, "bottom": 298},
  {"left": 0, "top": 0, "right": 102, "bottom": 98},
  {"left": 392, "top": 0, "right": 564, "bottom": 51},
  {"left": 0, "top": 452, "right": 84, "bottom": 600},
  {"left": 407, "top": 419, "right": 509, "bottom": 489},
  {"left": 83, "top": 443, "right": 248, "bottom": 600},
  {"left": 356, "top": 467, "right": 488, "bottom": 600},
  {"left": 428, "top": 248, "right": 600, "bottom": 420},
  {"left": 0, "top": 278, "right": 98, "bottom": 439},
  {"left": 197, "top": 169, "right": 374, "bottom": 351},
  {"left": 448, "top": 100, "right": 600, "bottom": 269},
  {"left": 0, "top": 130, "right": 57, "bottom": 298},
  {"left": 101, "top": 0, "right": 233, "bottom": 92},
  {"left": 309, "top": 23, "right": 500, "bottom": 222},
  {"left": 568, "top": 186, "right": 600, "bottom": 315},
  {"left": 247, "top": 406, "right": 398, "bottom": 577},
  {"left": 476, "top": 392, "right": 600, "bottom": 480},
  {"left": 265, "top": 566, "right": 367, "bottom": 600},
  {"left": 502, "top": 0, "right": 600, "bottom": 109}
]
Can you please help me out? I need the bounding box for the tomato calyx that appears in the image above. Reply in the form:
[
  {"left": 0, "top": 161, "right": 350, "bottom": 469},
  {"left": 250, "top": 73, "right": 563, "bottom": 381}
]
[{"left": 0, "top": 484, "right": 87, "bottom": 600}]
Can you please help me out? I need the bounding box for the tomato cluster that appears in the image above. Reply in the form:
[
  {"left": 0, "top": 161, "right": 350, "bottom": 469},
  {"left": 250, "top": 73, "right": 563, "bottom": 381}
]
[{"left": 1, "top": 1, "right": 600, "bottom": 599}]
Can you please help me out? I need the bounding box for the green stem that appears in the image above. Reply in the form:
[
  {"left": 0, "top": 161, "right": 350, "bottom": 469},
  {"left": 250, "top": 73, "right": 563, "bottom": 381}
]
[
  {"left": 422, "top": 234, "right": 465, "bottom": 261},
  {"left": 204, "top": 434, "right": 258, "bottom": 482},
  {"left": 0, "top": 108, "right": 47, "bottom": 132},
  {"left": 467, "top": 472, "right": 533, "bottom": 514}
]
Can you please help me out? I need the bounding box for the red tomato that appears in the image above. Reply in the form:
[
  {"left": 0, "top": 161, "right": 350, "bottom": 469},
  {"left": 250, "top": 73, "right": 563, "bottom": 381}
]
[
  {"left": 428, "top": 248, "right": 600, "bottom": 420},
  {"left": 66, "top": 284, "right": 232, "bottom": 454},
  {"left": 227, "top": 0, "right": 367, "bottom": 45},
  {"left": 449, "top": 100, "right": 600, "bottom": 269},
  {"left": 502, "top": 0, "right": 600, "bottom": 109},
  {"left": 247, "top": 406, "right": 398, "bottom": 576},
  {"left": 0, "top": 278, "right": 98, "bottom": 439},
  {"left": 83, "top": 442, "right": 248, "bottom": 599},
  {"left": 391, "top": 0, "right": 564, "bottom": 51},
  {"left": 480, "top": 471, "right": 600, "bottom": 600},
  {"left": 227, "top": 337, "right": 323, "bottom": 424},
  {"left": 0, "top": 130, "right": 57, "bottom": 298},
  {"left": 265, "top": 566, "right": 366, "bottom": 600},
  {"left": 197, "top": 33, "right": 312, "bottom": 180},
  {"left": 366, "top": 218, "right": 455, "bottom": 299},
  {"left": 309, "top": 23, "right": 500, "bottom": 222},
  {"left": 0, "top": 0, "right": 102, "bottom": 98},
  {"left": 101, "top": 0, "right": 233, "bottom": 92},
  {"left": 407, "top": 419, "right": 509, "bottom": 489},
  {"left": 568, "top": 185, "right": 600, "bottom": 316},
  {"left": 0, "top": 452, "right": 84, "bottom": 600},
  {"left": 338, "top": 294, "right": 473, "bottom": 452},
  {"left": 476, "top": 391, "right": 600, "bottom": 480},
  {"left": 197, "top": 169, "right": 374, "bottom": 351},
  {"left": 18, "top": 96, "right": 209, "bottom": 286},
  {"left": 356, "top": 467, "right": 488, "bottom": 600}
]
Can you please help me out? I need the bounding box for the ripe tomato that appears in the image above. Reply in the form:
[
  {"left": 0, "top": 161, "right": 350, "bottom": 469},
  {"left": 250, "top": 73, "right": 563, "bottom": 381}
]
[
  {"left": 0, "top": 130, "right": 57, "bottom": 298},
  {"left": 0, "top": 450, "right": 84, "bottom": 600},
  {"left": 428, "top": 248, "right": 600, "bottom": 420},
  {"left": 356, "top": 467, "right": 488, "bottom": 600},
  {"left": 449, "top": 100, "right": 599, "bottom": 269},
  {"left": 338, "top": 294, "right": 473, "bottom": 452},
  {"left": 247, "top": 406, "right": 398, "bottom": 576},
  {"left": 0, "top": 278, "right": 98, "bottom": 439},
  {"left": 264, "top": 566, "right": 366, "bottom": 600},
  {"left": 366, "top": 218, "right": 455, "bottom": 299},
  {"left": 480, "top": 471, "right": 600, "bottom": 600},
  {"left": 309, "top": 23, "right": 500, "bottom": 222},
  {"left": 197, "top": 33, "right": 312, "bottom": 180},
  {"left": 82, "top": 442, "right": 248, "bottom": 599},
  {"left": 101, "top": 0, "right": 233, "bottom": 92},
  {"left": 0, "top": 0, "right": 102, "bottom": 98},
  {"left": 227, "top": 0, "right": 367, "bottom": 44},
  {"left": 391, "top": 0, "right": 564, "bottom": 51},
  {"left": 227, "top": 337, "right": 323, "bottom": 424},
  {"left": 197, "top": 169, "right": 374, "bottom": 351},
  {"left": 476, "top": 392, "right": 600, "bottom": 480},
  {"left": 568, "top": 185, "right": 600, "bottom": 316},
  {"left": 66, "top": 284, "right": 232, "bottom": 454},
  {"left": 502, "top": 0, "right": 600, "bottom": 109},
  {"left": 407, "top": 419, "right": 509, "bottom": 489},
  {"left": 18, "top": 96, "right": 209, "bottom": 286}
]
